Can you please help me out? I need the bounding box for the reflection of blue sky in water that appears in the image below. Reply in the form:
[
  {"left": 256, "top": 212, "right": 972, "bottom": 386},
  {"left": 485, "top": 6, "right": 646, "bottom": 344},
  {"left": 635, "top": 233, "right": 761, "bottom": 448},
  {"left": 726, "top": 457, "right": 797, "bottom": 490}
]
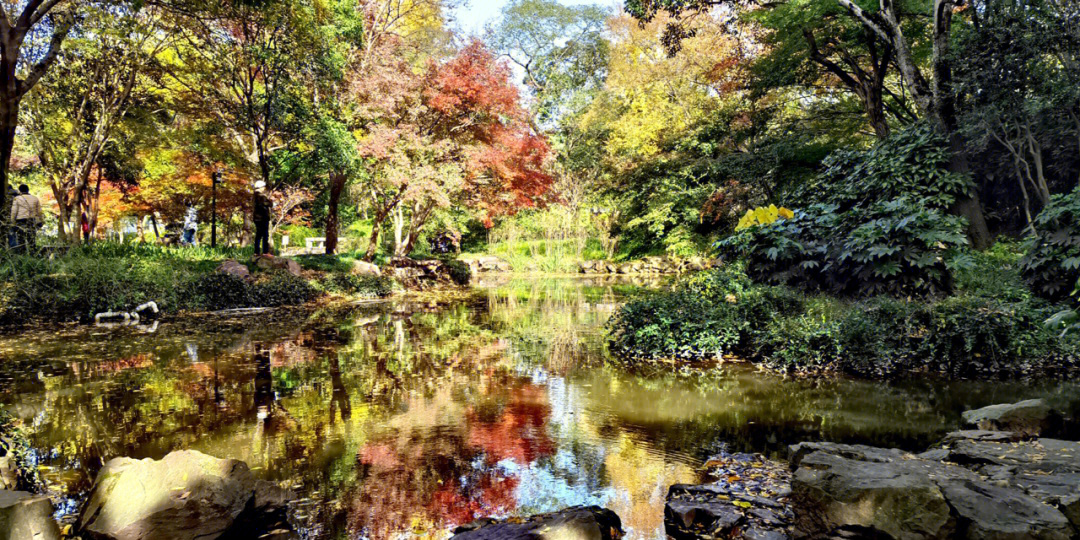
[{"left": 497, "top": 457, "right": 614, "bottom": 512}]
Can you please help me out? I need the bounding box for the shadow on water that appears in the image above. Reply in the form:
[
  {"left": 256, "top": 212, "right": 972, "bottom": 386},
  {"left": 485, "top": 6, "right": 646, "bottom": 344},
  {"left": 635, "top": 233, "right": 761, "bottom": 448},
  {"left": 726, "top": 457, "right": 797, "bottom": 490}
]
[{"left": 0, "top": 276, "right": 1076, "bottom": 539}]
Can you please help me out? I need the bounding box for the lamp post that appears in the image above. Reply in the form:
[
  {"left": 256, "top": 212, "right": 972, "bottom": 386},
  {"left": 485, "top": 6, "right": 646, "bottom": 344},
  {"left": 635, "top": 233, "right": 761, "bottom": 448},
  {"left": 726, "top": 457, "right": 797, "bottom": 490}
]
[{"left": 211, "top": 169, "right": 222, "bottom": 248}]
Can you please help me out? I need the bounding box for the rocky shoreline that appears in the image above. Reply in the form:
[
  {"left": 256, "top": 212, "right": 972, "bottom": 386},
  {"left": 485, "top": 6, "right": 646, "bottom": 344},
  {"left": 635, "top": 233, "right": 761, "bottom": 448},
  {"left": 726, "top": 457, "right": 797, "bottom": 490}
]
[
  {"left": 457, "top": 398, "right": 1080, "bottom": 540},
  {"left": 2, "top": 399, "right": 1077, "bottom": 540}
]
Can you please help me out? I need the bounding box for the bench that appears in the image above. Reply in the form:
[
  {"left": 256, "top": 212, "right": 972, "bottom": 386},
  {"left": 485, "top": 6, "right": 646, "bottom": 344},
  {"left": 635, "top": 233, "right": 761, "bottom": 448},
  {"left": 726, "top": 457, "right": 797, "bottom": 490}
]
[{"left": 305, "top": 237, "right": 326, "bottom": 251}]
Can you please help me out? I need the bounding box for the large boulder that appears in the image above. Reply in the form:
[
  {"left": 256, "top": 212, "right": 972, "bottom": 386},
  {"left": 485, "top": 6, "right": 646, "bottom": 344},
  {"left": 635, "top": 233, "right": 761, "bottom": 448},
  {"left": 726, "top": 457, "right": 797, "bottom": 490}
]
[
  {"left": 217, "top": 260, "right": 251, "bottom": 280},
  {"left": 942, "top": 438, "right": 1080, "bottom": 530},
  {"left": 349, "top": 260, "right": 381, "bottom": 277},
  {"left": 789, "top": 442, "right": 1076, "bottom": 539},
  {"left": 0, "top": 490, "right": 60, "bottom": 540},
  {"left": 254, "top": 255, "right": 302, "bottom": 277},
  {"left": 791, "top": 447, "right": 959, "bottom": 538},
  {"left": 961, "top": 399, "right": 1063, "bottom": 437},
  {"left": 77, "top": 450, "right": 292, "bottom": 540},
  {"left": 451, "top": 506, "right": 622, "bottom": 540}
]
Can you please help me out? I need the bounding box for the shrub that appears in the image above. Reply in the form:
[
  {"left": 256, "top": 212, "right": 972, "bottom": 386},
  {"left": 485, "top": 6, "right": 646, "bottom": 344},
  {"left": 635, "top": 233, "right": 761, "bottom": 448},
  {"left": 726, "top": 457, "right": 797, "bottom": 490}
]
[
  {"left": 719, "top": 199, "right": 969, "bottom": 297},
  {"left": 444, "top": 259, "right": 471, "bottom": 285},
  {"left": 251, "top": 272, "right": 319, "bottom": 307},
  {"left": 1020, "top": 186, "right": 1080, "bottom": 300},
  {"left": 186, "top": 273, "right": 252, "bottom": 310},
  {"left": 796, "top": 123, "right": 973, "bottom": 213},
  {"left": 608, "top": 265, "right": 1078, "bottom": 378},
  {"left": 320, "top": 273, "right": 394, "bottom": 298},
  {"left": 718, "top": 125, "right": 978, "bottom": 298}
]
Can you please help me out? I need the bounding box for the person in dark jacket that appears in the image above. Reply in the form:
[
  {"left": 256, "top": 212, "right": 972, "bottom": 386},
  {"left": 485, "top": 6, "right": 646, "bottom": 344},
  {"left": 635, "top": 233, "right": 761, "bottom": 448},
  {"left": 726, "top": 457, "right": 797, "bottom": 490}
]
[{"left": 252, "top": 181, "right": 273, "bottom": 255}]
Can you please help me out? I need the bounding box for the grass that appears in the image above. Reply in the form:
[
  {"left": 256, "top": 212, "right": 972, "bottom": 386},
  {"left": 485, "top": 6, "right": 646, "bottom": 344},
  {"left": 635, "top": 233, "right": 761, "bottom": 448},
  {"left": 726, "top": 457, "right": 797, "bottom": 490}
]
[{"left": 0, "top": 242, "right": 395, "bottom": 325}]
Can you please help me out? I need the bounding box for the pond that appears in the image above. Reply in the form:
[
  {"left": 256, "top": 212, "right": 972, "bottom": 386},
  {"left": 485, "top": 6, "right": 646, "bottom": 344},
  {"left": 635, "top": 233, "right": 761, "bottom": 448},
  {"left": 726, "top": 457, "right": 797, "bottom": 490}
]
[{"left": 1, "top": 276, "right": 1077, "bottom": 539}]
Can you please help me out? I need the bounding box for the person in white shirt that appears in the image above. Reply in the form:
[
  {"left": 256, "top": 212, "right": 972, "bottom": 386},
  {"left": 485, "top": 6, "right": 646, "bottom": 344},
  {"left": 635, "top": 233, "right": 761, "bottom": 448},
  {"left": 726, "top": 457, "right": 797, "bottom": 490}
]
[
  {"left": 10, "top": 185, "right": 42, "bottom": 254},
  {"left": 182, "top": 203, "right": 198, "bottom": 245}
]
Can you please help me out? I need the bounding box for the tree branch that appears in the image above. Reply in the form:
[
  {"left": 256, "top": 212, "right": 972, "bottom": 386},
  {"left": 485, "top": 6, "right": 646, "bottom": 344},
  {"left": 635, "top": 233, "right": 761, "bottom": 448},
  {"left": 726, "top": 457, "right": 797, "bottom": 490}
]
[{"left": 16, "top": 16, "right": 71, "bottom": 96}]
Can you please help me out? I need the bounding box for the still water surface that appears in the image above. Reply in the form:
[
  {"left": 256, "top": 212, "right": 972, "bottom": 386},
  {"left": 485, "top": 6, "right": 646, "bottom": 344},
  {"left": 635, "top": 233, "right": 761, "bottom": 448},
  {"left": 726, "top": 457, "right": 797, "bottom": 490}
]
[{"left": 1, "top": 277, "right": 1077, "bottom": 539}]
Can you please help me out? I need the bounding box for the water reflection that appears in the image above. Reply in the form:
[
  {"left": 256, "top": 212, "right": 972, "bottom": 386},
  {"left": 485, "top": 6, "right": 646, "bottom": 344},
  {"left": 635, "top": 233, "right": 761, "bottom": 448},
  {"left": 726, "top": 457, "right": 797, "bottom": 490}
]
[{"left": 0, "top": 278, "right": 1077, "bottom": 539}]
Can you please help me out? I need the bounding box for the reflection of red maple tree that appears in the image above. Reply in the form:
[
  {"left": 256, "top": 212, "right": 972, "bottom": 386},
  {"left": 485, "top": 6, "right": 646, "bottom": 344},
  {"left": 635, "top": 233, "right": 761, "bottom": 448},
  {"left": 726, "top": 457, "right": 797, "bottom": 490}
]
[
  {"left": 466, "top": 383, "right": 555, "bottom": 466},
  {"left": 345, "top": 378, "right": 555, "bottom": 539}
]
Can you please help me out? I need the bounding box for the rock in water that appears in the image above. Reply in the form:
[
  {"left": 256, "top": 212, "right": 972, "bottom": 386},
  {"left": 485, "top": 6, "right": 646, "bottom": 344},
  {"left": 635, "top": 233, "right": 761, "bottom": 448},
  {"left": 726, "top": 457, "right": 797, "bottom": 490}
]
[
  {"left": 451, "top": 506, "right": 623, "bottom": 540},
  {"left": 665, "top": 451, "right": 794, "bottom": 539},
  {"left": 77, "top": 450, "right": 290, "bottom": 540},
  {"left": 0, "top": 490, "right": 60, "bottom": 540},
  {"left": 960, "top": 399, "right": 1062, "bottom": 437}
]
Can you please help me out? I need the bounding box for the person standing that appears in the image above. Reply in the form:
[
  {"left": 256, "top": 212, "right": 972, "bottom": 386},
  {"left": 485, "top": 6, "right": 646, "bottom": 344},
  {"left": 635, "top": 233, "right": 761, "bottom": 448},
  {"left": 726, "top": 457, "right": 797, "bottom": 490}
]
[
  {"left": 252, "top": 181, "right": 272, "bottom": 255},
  {"left": 182, "top": 203, "right": 198, "bottom": 246},
  {"left": 10, "top": 185, "right": 42, "bottom": 254}
]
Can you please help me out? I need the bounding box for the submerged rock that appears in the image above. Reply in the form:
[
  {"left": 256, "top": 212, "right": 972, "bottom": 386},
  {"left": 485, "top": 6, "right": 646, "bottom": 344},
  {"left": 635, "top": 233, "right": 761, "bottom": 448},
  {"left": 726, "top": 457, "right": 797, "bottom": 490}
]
[
  {"left": 77, "top": 450, "right": 293, "bottom": 540},
  {"left": 451, "top": 506, "right": 623, "bottom": 540},
  {"left": 0, "top": 490, "right": 60, "bottom": 540},
  {"left": 961, "top": 399, "right": 1063, "bottom": 437}
]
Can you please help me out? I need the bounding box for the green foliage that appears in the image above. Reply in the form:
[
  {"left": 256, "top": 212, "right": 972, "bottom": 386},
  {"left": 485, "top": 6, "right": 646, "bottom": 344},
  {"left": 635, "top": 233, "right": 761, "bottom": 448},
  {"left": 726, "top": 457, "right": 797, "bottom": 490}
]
[
  {"left": 719, "top": 199, "right": 969, "bottom": 297},
  {"left": 1046, "top": 279, "right": 1080, "bottom": 337},
  {"left": 443, "top": 259, "right": 471, "bottom": 286},
  {"left": 608, "top": 264, "right": 803, "bottom": 359},
  {"left": 798, "top": 124, "right": 973, "bottom": 212},
  {"left": 187, "top": 273, "right": 252, "bottom": 310},
  {"left": 609, "top": 259, "right": 1078, "bottom": 378},
  {"left": 320, "top": 273, "right": 395, "bottom": 298},
  {"left": 0, "top": 243, "right": 329, "bottom": 323},
  {"left": 251, "top": 271, "right": 319, "bottom": 307},
  {"left": 1020, "top": 187, "right": 1080, "bottom": 300},
  {"left": 719, "top": 126, "right": 975, "bottom": 297}
]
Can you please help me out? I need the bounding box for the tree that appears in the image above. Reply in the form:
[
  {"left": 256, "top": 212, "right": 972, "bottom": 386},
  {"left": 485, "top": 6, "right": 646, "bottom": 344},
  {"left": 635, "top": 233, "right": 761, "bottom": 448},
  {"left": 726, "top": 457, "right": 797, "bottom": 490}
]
[
  {"left": 626, "top": 0, "right": 993, "bottom": 247},
  {"left": 26, "top": 5, "right": 168, "bottom": 242},
  {"left": 487, "top": 0, "right": 609, "bottom": 126},
  {"left": 0, "top": 1, "right": 79, "bottom": 220},
  {"left": 356, "top": 41, "right": 553, "bottom": 260},
  {"left": 166, "top": 0, "right": 314, "bottom": 195}
]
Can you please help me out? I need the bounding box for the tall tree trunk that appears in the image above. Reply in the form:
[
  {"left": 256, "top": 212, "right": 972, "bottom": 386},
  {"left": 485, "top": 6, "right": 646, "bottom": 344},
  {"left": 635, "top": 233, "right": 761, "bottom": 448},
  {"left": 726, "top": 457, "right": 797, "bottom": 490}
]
[
  {"left": 324, "top": 171, "right": 347, "bottom": 255},
  {"left": 0, "top": 98, "right": 15, "bottom": 226},
  {"left": 364, "top": 218, "right": 382, "bottom": 261},
  {"left": 946, "top": 133, "right": 992, "bottom": 249},
  {"left": 399, "top": 201, "right": 435, "bottom": 257},
  {"left": 865, "top": 84, "right": 890, "bottom": 139}
]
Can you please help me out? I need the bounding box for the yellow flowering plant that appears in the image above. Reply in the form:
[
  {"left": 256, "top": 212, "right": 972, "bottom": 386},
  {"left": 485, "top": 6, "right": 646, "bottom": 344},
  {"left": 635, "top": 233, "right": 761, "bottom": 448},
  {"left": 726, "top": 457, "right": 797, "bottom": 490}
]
[{"left": 735, "top": 205, "right": 795, "bottom": 231}]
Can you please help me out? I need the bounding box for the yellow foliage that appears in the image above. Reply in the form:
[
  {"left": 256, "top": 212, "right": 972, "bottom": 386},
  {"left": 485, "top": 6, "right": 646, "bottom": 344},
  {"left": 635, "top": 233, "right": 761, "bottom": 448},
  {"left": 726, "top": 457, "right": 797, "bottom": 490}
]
[{"left": 735, "top": 204, "right": 794, "bottom": 230}]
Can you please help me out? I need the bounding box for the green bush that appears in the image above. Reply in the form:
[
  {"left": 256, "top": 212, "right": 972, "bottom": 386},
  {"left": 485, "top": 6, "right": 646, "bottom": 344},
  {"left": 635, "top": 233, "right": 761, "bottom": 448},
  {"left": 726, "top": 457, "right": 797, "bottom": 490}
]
[
  {"left": 719, "top": 199, "right": 969, "bottom": 297},
  {"left": 186, "top": 273, "right": 252, "bottom": 310},
  {"left": 798, "top": 123, "right": 973, "bottom": 213},
  {"left": 320, "top": 273, "right": 394, "bottom": 298},
  {"left": 444, "top": 259, "right": 471, "bottom": 285},
  {"left": 0, "top": 243, "right": 326, "bottom": 323},
  {"left": 717, "top": 125, "right": 979, "bottom": 298},
  {"left": 1020, "top": 186, "right": 1080, "bottom": 300},
  {"left": 251, "top": 272, "right": 319, "bottom": 307},
  {"left": 608, "top": 264, "right": 1078, "bottom": 378}
]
